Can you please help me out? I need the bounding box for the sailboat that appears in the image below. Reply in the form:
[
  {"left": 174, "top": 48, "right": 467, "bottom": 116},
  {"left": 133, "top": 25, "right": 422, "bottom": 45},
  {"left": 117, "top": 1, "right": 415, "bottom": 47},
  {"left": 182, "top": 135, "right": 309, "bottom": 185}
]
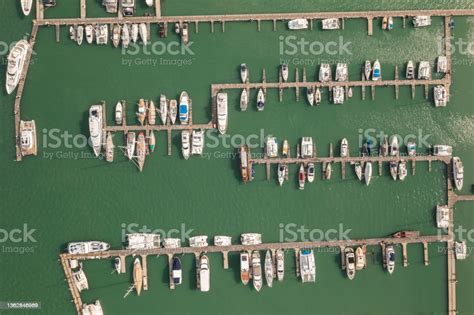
[
  {"left": 105, "top": 132, "right": 114, "bottom": 162},
  {"left": 147, "top": 100, "right": 156, "bottom": 125},
  {"left": 121, "top": 24, "right": 130, "bottom": 48},
  {"left": 159, "top": 94, "right": 168, "bottom": 125},
  {"left": 76, "top": 26, "right": 84, "bottom": 45},
  {"left": 240, "top": 89, "right": 248, "bottom": 111},
  {"left": 168, "top": 99, "right": 177, "bottom": 125},
  {"left": 364, "top": 60, "right": 372, "bottom": 81},
  {"left": 265, "top": 251, "right": 273, "bottom": 287},
  {"left": 276, "top": 249, "right": 284, "bottom": 281},
  {"left": 136, "top": 132, "right": 146, "bottom": 172},
  {"left": 307, "top": 87, "right": 315, "bottom": 106},
  {"left": 148, "top": 131, "right": 156, "bottom": 152},
  {"left": 136, "top": 99, "right": 146, "bottom": 125},
  {"left": 354, "top": 162, "right": 362, "bottom": 181},
  {"left": 131, "top": 24, "right": 139, "bottom": 43},
  {"left": 364, "top": 162, "right": 373, "bottom": 186},
  {"left": 315, "top": 87, "right": 321, "bottom": 105},
  {"left": 133, "top": 258, "right": 143, "bottom": 296},
  {"left": 126, "top": 132, "right": 135, "bottom": 160},
  {"left": 21, "top": 0, "right": 33, "bottom": 16},
  {"left": 139, "top": 23, "right": 147, "bottom": 45},
  {"left": 281, "top": 64, "right": 289, "bottom": 82},
  {"left": 256, "top": 88, "right": 265, "bottom": 111},
  {"left": 85, "top": 25, "right": 94, "bottom": 44}
]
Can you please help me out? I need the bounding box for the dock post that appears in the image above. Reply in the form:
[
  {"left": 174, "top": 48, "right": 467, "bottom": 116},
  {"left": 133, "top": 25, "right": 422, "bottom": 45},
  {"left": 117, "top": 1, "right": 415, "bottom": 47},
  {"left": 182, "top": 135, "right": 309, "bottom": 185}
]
[
  {"left": 403, "top": 16, "right": 406, "bottom": 28},
  {"left": 167, "top": 128, "right": 172, "bottom": 156},
  {"left": 394, "top": 66, "right": 399, "bottom": 99},
  {"left": 139, "top": 255, "right": 148, "bottom": 291},
  {"left": 194, "top": 252, "right": 201, "bottom": 289},
  {"left": 371, "top": 85, "right": 375, "bottom": 100},
  {"left": 80, "top": 0, "right": 87, "bottom": 18},
  {"left": 294, "top": 249, "right": 300, "bottom": 277},
  {"left": 155, "top": 0, "right": 161, "bottom": 17},
  {"left": 266, "top": 162, "right": 271, "bottom": 181},
  {"left": 195, "top": 21, "right": 198, "bottom": 33},
  {"left": 341, "top": 161, "right": 346, "bottom": 179},
  {"left": 411, "top": 160, "right": 416, "bottom": 176},
  {"left": 378, "top": 161, "right": 382, "bottom": 176},
  {"left": 55, "top": 25, "right": 60, "bottom": 42},
  {"left": 341, "top": 18, "right": 345, "bottom": 30},
  {"left": 411, "top": 84, "right": 416, "bottom": 99},
  {"left": 340, "top": 246, "right": 346, "bottom": 270},
  {"left": 257, "top": 20, "right": 261, "bottom": 32},
  {"left": 295, "top": 68, "right": 299, "bottom": 101},
  {"left": 120, "top": 256, "right": 126, "bottom": 273},
  {"left": 329, "top": 143, "right": 333, "bottom": 158},
  {"left": 428, "top": 160, "right": 432, "bottom": 172},
  {"left": 361, "top": 74, "right": 366, "bottom": 100},
  {"left": 310, "top": 19, "right": 313, "bottom": 30},
  {"left": 401, "top": 243, "right": 408, "bottom": 267},
  {"left": 222, "top": 21, "right": 225, "bottom": 32},
  {"left": 210, "top": 21, "right": 214, "bottom": 33},
  {"left": 273, "top": 19, "right": 276, "bottom": 31},
  {"left": 423, "top": 242, "right": 429, "bottom": 266},
  {"left": 367, "top": 18, "right": 373, "bottom": 36},
  {"left": 424, "top": 84, "right": 429, "bottom": 99},
  {"left": 302, "top": 67, "right": 307, "bottom": 82},
  {"left": 381, "top": 243, "right": 386, "bottom": 268},
  {"left": 222, "top": 251, "right": 229, "bottom": 269},
  {"left": 36, "top": 0, "right": 44, "bottom": 20}
]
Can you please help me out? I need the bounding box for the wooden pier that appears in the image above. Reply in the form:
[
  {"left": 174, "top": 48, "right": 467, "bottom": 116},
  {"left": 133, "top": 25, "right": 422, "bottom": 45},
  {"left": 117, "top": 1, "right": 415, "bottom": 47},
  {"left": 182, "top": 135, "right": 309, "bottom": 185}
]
[
  {"left": 60, "top": 256, "right": 83, "bottom": 313},
  {"left": 14, "top": 23, "right": 39, "bottom": 161}
]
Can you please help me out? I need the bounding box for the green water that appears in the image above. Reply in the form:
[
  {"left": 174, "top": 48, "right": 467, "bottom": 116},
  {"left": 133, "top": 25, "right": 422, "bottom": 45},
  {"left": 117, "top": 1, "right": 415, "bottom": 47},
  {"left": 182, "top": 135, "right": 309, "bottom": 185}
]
[{"left": 0, "top": 0, "right": 473, "bottom": 314}]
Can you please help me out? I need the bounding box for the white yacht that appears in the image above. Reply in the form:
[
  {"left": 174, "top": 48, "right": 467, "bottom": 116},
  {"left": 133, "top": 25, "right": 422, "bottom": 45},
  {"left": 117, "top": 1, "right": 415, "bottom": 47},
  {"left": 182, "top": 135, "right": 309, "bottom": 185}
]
[
  {"left": 159, "top": 94, "right": 167, "bottom": 125},
  {"left": 332, "top": 86, "right": 345, "bottom": 104},
  {"left": 372, "top": 59, "right": 381, "bottom": 81},
  {"left": 398, "top": 160, "right": 407, "bottom": 181},
  {"left": 265, "top": 135, "right": 278, "bottom": 158},
  {"left": 455, "top": 241, "right": 467, "bottom": 260},
  {"left": 299, "top": 249, "right": 316, "bottom": 283},
  {"left": 179, "top": 91, "right": 189, "bottom": 124},
  {"left": 335, "top": 63, "right": 348, "bottom": 82},
  {"left": 240, "top": 252, "right": 250, "bottom": 285},
  {"left": 256, "top": 88, "right": 265, "bottom": 111},
  {"left": 322, "top": 18, "right": 340, "bottom": 30},
  {"left": 199, "top": 255, "right": 210, "bottom": 292},
  {"left": 406, "top": 60, "right": 415, "bottom": 79},
  {"left": 277, "top": 163, "right": 287, "bottom": 186},
  {"left": 21, "top": 0, "right": 33, "bottom": 16},
  {"left": 168, "top": 99, "right": 177, "bottom": 124},
  {"left": 390, "top": 136, "right": 399, "bottom": 156},
  {"left": 281, "top": 64, "right": 289, "bottom": 82},
  {"left": 191, "top": 129, "right": 205, "bottom": 155},
  {"left": 307, "top": 162, "right": 315, "bottom": 183},
  {"left": 126, "top": 233, "right": 161, "bottom": 249},
  {"left": 413, "top": 16, "right": 431, "bottom": 27},
  {"left": 88, "top": 105, "right": 103, "bottom": 157},
  {"left": 315, "top": 87, "right": 321, "bottom": 105},
  {"left": 433, "top": 145, "right": 452, "bottom": 156},
  {"left": 240, "top": 233, "right": 262, "bottom": 245},
  {"left": 95, "top": 24, "right": 108, "bottom": 45},
  {"left": 436, "top": 204, "right": 450, "bottom": 229},
  {"left": 276, "top": 249, "right": 284, "bottom": 281},
  {"left": 102, "top": 0, "right": 118, "bottom": 13},
  {"left": 81, "top": 300, "right": 104, "bottom": 315},
  {"left": 189, "top": 235, "right": 208, "bottom": 247},
  {"left": 434, "top": 85, "right": 448, "bottom": 107},
  {"left": 217, "top": 92, "right": 228, "bottom": 134},
  {"left": 240, "top": 63, "right": 248, "bottom": 83},
  {"left": 162, "top": 238, "right": 181, "bottom": 249},
  {"left": 364, "top": 162, "right": 372, "bottom": 186},
  {"left": 300, "top": 137, "right": 313, "bottom": 158},
  {"left": 453, "top": 157, "right": 464, "bottom": 190},
  {"left": 288, "top": 19, "right": 309, "bottom": 30},
  {"left": 105, "top": 132, "right": 114, "bottom": 162},
  {"left": 115, "top": 101, "right": 123, "bottom": 125},
  {"left": 345, "top": 247, "right": 356, "bottom": 280},
  {"left": 407, "top": 142, "right": 417, "bottom": 156},
  {"left": 67, "top": 241, "right": 110, "bottom": 254},
  {"left": 265, "top": 251, "right": 274, "bottom": 287},
  {"left": 121, "top": 23, "right": 130, "bottom": 48},
  {"left": 390, "top": 161, "right": 398, "bottom": 181},
  {"left": 131, "top": 24, "right": 139, "bottom": 43},
  {"left": 386, "top": 245, "right": 395, "bottom": 274},
  {"left": 214, "top": 236, "right": 232, "bottom": 246},
  {"left": 252, "top": 251, "right": 263, "bottom": 292},
  {"left": 418, "top": 61, "right": 431, "bottom": 79},
  {"left": 355, "top": 247, "right": 366, "bottom": 270},
  {"left": 181, "top": 130, "right": 190, "bottom": 160},
  {"left": 340, "top": 138, "right": 349, "bottom": 157},
  {"left": 85, "top": 25, "right": 94, "bottom": 44},
  {"left": 319, "top": 63, "right": 332, "bottom": 82},
  {"left": 5, "top": 40, "right": 29, "bottom": 95},
  {"left": 139, "top": 23, "right": 147, "bottom": 45},
  {"left": 121, "top": 0, "right": 135, "bottom": 16},
  {"left": 437, "top": 56, "right": 448, "bottom": 73},
  {"left": 112, "top": 24, "right": 121, "bottom": 48},
  {"left": 76, "top": 26, "right": 84, "bottom": 45},
  {"left": 72, "top": 269, "right": 89, "bottom": 292},
  {"left": 20, "top": 120, "right": 37, "bottom": 156}
]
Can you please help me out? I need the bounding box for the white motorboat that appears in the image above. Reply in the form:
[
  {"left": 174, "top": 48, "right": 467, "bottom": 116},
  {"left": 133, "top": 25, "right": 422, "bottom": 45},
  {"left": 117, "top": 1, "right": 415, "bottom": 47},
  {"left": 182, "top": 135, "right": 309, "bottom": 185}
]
[
  {"left": 398, "top": 160, "right": 407, "bottom": 181},
  {"left": 256, "top": 88, "right": 265, "bottom": 111},
  {"left": 276, "top": 249, "right": 284, "bottom": 281},
  {"left": 288, "top": 19, "right": 309, "bottom": 30},
  {"left": 386, "top": 245, "right": 395, "bottom": 274},
  {"left": 453, "top": 157, "right": 464, "bottom": 190},
  {"left": 181, "top": 130, "right": 190, "bottom": 160},
  {"left": 240, "top": 63, "right": 248, "bottom": 83},
  {"left": 418, "top": 61, "right": 431, "bottom": 79},
  {"left": 307, "top": 162, "right": 315, "bottom": 183},
  {"left": 131, "top": 24, "right": 139, "bottom": 43},
  {"left": 76, "top": 26, "right": 84, "bottom": 45},
  {"left": 264, "top": 251, "right": 273, "bottom": 287},
  {"left": 281, "top": 64, "right": 289, "bottom": 82},
  {"left": 240, "top": 252, "right": 250, "bottom": 285},
  {"left": 372, "top": 59, "right": 381, "bottom": 81},
  {"left": 252, "top": 251, "right": 262, "bottom": 292},
  {"left": 307, "top": 87, "right": 315, "bottom": 106},
  {"left": 21, "top": 0, "right": 33, "bottom": 16},
  {"left": 88, "top": 105, "right": 103, "bottom": 157},
  {"left": 319, "top": 63, "right": 332, "bottom": 82},
  {"left": 436, "top": 204, "right": 449, "bottom": 229},
  {"left": 340, "top": 138, "right": 349, "bottom": 157},
  {"left": 299, "top": 249, "right": 316, "bottom": 282},
  {"left": 5, "top": 40, "right": 29, "bottom": 95},
  {"left": 85, "top": 25, "right": 94, "bottom": 44},
  {"left": 126, "top": 132, "right": 135, "bottom": 160},
  {"left": 364, "top": 162, "right": 372, "bottom": 186},
  {"left": 139, "top": 23, "right": 147, "bottom": 45},
  {"left": 240, "top": 233, "right": 262, "bottom": 245},
  {"left": 115, "top": 101, "right": 123, "bottom": 125},
  {"left": 240, "top": 88, "right": 248, "bottom": 111},
  {"left": 322, "top": 18, "right": 340, "bottom": 30},
  {"left": 217, "top": 92, "right": 228, "bottom": 134},
  {"left": 191, "top": 129, "right": 204, "bottom": 155},
  {"left": 345, "top": 247, "right": 356, "bottom": 280},
  {"left": 434, "top": 85, "right": 448, "bottom": 107},
  {"left": 199, "top": 254, "right": 210, "bottom": 292}
]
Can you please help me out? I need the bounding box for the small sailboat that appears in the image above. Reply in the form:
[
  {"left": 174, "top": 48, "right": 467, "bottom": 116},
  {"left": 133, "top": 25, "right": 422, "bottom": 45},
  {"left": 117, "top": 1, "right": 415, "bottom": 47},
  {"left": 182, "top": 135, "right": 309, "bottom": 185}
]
[
  {"left": 382, "top": 17, "right": 388, "bottom": 30},
  {"left": 282, "top": 140, "right": 289, "bottom": 157},
  {"left": 240, "top": 89, "right": 248, "bottom": 111},
  {"left": 69, "top": 26, "right": 76, "bottom": 41},
  {"left": 340, "top": 138, "right": 349, "bottom": 157},
  {"left": 406, "top": 60, "right": 415, "bottom": 79},
  {"left": 131, "top": 24, "right": 139, "bottom": 43},
  {"left": 281, "top": 64, "right": 289, "bottom": 82},
  {"left": 315, "top": 88, "right": 321, "bottom": 105},
  {"left": 307, "top": 87, "right": 315, "bottom": 106},
  {"left": 147, "top": 100, "right": 156, "bottom": 125},
  {"left": 105, "top": 132, "right": 114, "bottom": 162},
  {"left": 85, "top": 25, "right": 94, "bottom": 44},
  {"left": 115, "top": 101, "right": 123, "bottom": 125},
  {"left": 307, "top": 163, "right": 315, "bottom": 183},
  {"left": 148, "top": 131, "right": 156, "bottom": 152},
  {"left": 388, "top": 17, "right": 394, "bottom": 30},
  {"left": 398, "top": 160, "right": 407, "bottom": 181},
  {"left": 240, "top": 63, "right": 248, "bottom": 83},
  {"left": 174, "top": 22, "right": 180, "bottom": 34},
  {"left": 199, "top": 254, "right": 210, "bottom": 292},
  {"left": 136, "top": 132, "right": 146, "bottom": 172},
  {"left": 21, "top": 0, "right": 33, "bottom": 16},
  {"left": 298, "top": 164, "right": 305, "bottom": 190},
  {"left": 390, "top": 136, "right": 399, "bottom": 156},
  {"left": 121, "top": 23, "right": 130, "bottom": 48},
  {"left": 181, "top": 130, "right": 190, "bottom": 160},
  {"left": 136, "top": 99, "right": 146, "bottom": 125},
  {"left": 380, "top": 136, "right": 389, "bottom": 157},
  {"left": 240, "top": 252, "right": 250, "bottom": 285},
  {"left": 159, "top": 94, "right": 167, "bottom": 125},
  {"left": 354, "top": 162, "right": 362, "bottom": 181},
  {"left": 126, "top": 132, "right": 135, "bottom": 160},
  {"left": 168, "top": 99, "right": 177, "bottom": 125},
  {"left": 76, "top": 26, "right": 84, "bottom": 45},
  {"left": 139, "top": 23, "right": 147, "bottom": 45},
  {"left": 256, "top": 88, "right": 265, "bottom": 111},
  {"left": 372, "top": 60, "right": 381, "bottom": 81},
  {"left": 112, "top": 24, "right": 121, "bottom": 48},
  {"left": 347, "top": 87, "right": 353, "bottom": 98},
  {"left": 276, "top": 249, "right": 284, "bottom": 281},
  {"left": 324, "top": 162, "right": 332, "bottom": 180},
  {"left": 145, "top": 0, "right": 154, "bottom": 7},
  {"left": 389, "top": 161, "right": 398, "bottom": 181},
  {"left": 364, "top": 162, "right": 372, "bottom": 186},
  {"left": 114, "top": 257, "right": 121, "bottom": 274},
  {"left": 364, "top": 60, "right": 372, "bottom": 81},
  {"left": 252, "top": 251, "right": 262, "bottom": 292},
  {"left": 133, "top": 258, "right": 143, "bottom": 296},
  {"left": 265, "top": 251, "right": 273, "bottom": 287}
]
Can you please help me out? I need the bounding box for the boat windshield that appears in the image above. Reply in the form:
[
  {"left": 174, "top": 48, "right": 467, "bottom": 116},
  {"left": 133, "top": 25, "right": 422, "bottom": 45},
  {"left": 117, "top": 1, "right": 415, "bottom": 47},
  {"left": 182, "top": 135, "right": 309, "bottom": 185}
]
[{"left": 179, "top": 105, "right": 187, "bottom": 114}]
